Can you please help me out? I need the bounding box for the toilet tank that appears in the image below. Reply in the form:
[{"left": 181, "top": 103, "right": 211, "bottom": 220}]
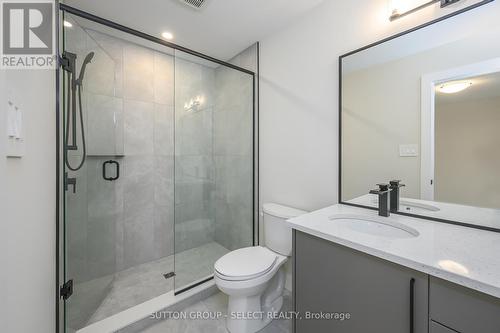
[{"left": 263, "top": 203, "right": 307, "bottom": 256}]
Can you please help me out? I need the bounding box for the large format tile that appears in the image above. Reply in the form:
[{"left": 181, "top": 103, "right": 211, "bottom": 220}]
[
  {"left": 88, "top": 255, "right": 174, "bottom": 325},
  {"left": 67, "top": 275, "right": 114, "bottom": 331},
  {"left": 86, "top": 157, "right": 118, "bottom": 279},
  {"left": 175, "top": 107, "right": 214, "bottom": 156},
  {"left": 124, "top": 99, "right": 155, "bottom": 155},
  {"left": 214, "top": 106, "right": 253, "bottom": 156},
  {"left": 86, "top": 94, "right": 124, "bottom": 156},
  {"left": 174, "top": 217, "right": 215, "bottom": 253},
  {"left": 66, "top": 158, "right": 89, "bottom": 282},
  {"left": 122, "top": 156, "right": 155, "bottom": 269},
  {"left": 123, "top": 44, "right": 155, "bottom": 102},
  {"left": 174, "top": 242, "right": 229, "bottom": 289},
  {"left": 86, "top": 29, "right": 124, "bottom": 98},
  {"left": 154, "top": 104, "right": 174, "bottom": 156},
  {"left": 154, "top": 155, "right": 175, "bottom": 259},
  {"left": 214, "top": 199, "right": 253, "bottom": 251},
  {"left": 85, "top": 34, "right": 117, "bottom": 97},
  {"left": 154, "top": 52, "right": 174, "bottom": 105},
  {"left": 85, "top": 242, "right": 227, "bottom": 327},
  {"left": 214, "top": 156, "right": 253, "bottom": 251}
]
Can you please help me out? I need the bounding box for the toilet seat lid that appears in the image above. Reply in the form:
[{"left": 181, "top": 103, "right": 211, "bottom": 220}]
[{"left": 215, "top": 246, "right": 277, "bottom": 280}]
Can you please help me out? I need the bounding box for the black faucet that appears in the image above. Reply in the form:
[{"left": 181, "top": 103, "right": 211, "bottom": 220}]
[
  {"left": 369, "top": 184, "right": 391, "bottom": 217},
  {"left": 389, "top": 180, "right": 405, "bottom": 213}
]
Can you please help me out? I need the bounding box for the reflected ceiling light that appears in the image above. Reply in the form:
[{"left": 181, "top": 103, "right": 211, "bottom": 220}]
[
  {"left": 437, "top": 81, "right": 473, "bottom": 94},
  {"left": 161, "top": 32, "right": 174, "bottom": 40},
  {"left": 63, "top": 20, "right": 73, "bottom": 28},
  {"left": 438, "top": 260, "right": 469, "bottom": 276},
  {"left": 390, "top": 0, "right": 462, "bottom": 21}
]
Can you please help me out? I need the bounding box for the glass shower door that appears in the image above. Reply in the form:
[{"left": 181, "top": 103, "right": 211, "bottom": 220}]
[
  {"left": 62, "top": 10, "right": 177, "bottom": 331},
  {"left": 62, "top": 14, "right": 121, "bottom": 332},
  {"left": 61, "top": 6, "right": 255, "bottom": 330},
  {"left": 173, "top": 50, "right": 255, "bottom": 291}
]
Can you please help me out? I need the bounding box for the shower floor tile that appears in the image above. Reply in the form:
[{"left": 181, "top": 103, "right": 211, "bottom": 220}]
[
  {"left": 80, "top": 242, "right": 229, "bottom": 327},
  {"left": 138, "top": 290, "right": 292, "bottom": 333}
]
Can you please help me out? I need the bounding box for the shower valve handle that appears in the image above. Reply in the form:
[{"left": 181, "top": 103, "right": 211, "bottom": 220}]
[{"left": 65, "top": 173, "right": 77, "bottom": 193}]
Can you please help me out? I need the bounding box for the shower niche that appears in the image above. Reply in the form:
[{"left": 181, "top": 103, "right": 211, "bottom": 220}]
[{"left": 61, "top": 9, "right": 256, "bottom": 332}]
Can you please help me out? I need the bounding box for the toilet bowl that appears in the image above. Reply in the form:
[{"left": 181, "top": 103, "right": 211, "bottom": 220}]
[{"left": 214, "top": 203, "right": 307, "bottom": 333}]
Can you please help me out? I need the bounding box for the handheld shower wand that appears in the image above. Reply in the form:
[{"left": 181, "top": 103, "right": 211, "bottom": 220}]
[{"left": 62, "top": 51, "right": 94, "bottom": 172}]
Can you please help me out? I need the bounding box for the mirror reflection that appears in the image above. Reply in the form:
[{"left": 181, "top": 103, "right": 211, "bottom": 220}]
[{"left": 341, "top": 15, "right": 500, "bottom": 230}]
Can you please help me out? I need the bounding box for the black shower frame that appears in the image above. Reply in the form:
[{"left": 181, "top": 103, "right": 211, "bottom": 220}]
[
  {"left": 56, "top": 3, "right": 259, "bottom": 332},
  {"left": 338, "top": 0, "right": 499, "bottom": 234}
]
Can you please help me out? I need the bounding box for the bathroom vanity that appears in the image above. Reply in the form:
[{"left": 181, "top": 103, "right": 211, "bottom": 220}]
[
  {"left": 289, "top": 3, "right": 500, "bottom": 332},
  {"left": 288, "top": 205, "right": 500, "bottom": 333},
  {"left": 309, "top": 5, "right": 500, "bottom": 332}
]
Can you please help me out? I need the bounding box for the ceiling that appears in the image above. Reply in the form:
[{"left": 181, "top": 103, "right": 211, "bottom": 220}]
[
  {"left": 63, "top": 0, "right": 324, "bottom": 61},
  {"left": 436, "top": 71, "right": 500, "bottom": 105}
]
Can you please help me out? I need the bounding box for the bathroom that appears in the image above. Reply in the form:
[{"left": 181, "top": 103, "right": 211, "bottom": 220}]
[{"left": 1, "top": 0, "right": 500, "bottom": 333}]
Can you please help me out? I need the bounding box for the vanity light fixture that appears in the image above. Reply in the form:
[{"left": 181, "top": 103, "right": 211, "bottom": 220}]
[
  {"left": 437, "top": 81, "right": 473, "bottom": 94},
  {"left": 161, "top": 31, "right": 174, "bottom": 40},
  {"left": 63, "top": 20, "right": 73, "bottom": 28},
  {"left": 390, "top": 0, "right": 462, "bottom": 21}
]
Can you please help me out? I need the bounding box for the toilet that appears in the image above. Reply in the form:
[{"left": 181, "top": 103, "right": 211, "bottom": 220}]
[{"left": 214, "top": 203, "right": 307, "bottom": 333}]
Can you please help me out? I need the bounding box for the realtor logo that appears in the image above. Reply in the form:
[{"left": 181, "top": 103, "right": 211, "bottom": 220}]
[{"left": 1, "top": 1, "right": 56, "bottom": 69}]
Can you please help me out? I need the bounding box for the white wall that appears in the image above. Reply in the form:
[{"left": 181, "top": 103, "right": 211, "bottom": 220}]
[
  {"left": 259, "top": 0, "right": 500, "bottom": 213},
  {"left": 0, "top": 69, "right": 56, "bottom": 333},
  {"left": 0, "top": 67, "right": 7, "bottom": 333}
]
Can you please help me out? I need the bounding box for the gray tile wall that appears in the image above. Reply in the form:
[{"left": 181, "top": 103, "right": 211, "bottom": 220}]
[
  {"left": 213, "top": 45, "right": 257, "bottom": 251},
  {"left": 66, "top": 22, "right": 255, "bottom": 294},
  {"left": 174, "top": 57, "right": 216, "bottom": 253},
  {"left": 118, "top": 38, "right": 176, "bottom": 271},
  {"left": 66, "top": 27, "right": 177, "bottom": 283},
  {"left": 65, "top": 18, "right": 256, "bottom": 328}
]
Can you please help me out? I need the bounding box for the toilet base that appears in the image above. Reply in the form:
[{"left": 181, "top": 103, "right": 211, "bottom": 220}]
[
  {"left": 226, "top": 295, "right": 284, "bottom": 333},
  {"left": 225, "top": 269, "right": 286, "bottom": 333}
]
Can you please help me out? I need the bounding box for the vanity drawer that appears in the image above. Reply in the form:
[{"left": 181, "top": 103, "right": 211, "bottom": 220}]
[
  {"left": 430, "top": 321, "right": 460, "bottom": 333},
  {"left": 430, "top": 277, "right": 500, "bottom": 333}
]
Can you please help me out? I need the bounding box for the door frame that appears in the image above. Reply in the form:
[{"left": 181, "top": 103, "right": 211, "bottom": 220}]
[{"left": 420, "top": 57, "right": 500, "bottom": 200}]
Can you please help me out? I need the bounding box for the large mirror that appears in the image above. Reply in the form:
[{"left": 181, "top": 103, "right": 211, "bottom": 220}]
[{"left": 340, "top": 1, "right": 500, "bottom": 231}]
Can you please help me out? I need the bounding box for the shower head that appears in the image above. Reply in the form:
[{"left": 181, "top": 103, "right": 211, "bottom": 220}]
[{"left": 77, "top": 52, "right": 95, "bottom": 84}]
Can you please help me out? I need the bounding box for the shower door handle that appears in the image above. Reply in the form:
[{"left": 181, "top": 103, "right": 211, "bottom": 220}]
[{"left": 103, "top": 160, "right": 120, "bottom": 181}]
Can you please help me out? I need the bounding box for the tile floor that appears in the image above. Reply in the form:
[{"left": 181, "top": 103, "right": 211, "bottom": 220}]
[
  {"left": 70, "top": 242, "right": 229, "bottom": 330},
  {"left": 140, "top": 291, "right": 292, "bottom": 333}
]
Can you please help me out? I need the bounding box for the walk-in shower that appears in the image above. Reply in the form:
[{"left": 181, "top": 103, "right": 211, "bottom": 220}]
[{"left": 58, "top": 5, "right": 257, "bottom": 332}]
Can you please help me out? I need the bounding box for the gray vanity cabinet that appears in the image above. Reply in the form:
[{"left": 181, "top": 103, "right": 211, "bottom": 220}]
[
  {"left": 430, "top": 321, "right": 457, "bottom": 333},
  {"left": 430, "top": 277, "right": 500, "bottom": 333},
  {"left": 293, "top": 231, "right": 428, "bottom": 333}
]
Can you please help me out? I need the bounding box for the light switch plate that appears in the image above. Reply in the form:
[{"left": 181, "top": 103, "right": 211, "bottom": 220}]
[
  {"left": 6, "top": 137, "right": 24, "bottom": 158},
  {"left": 399, "top": 144, "right": 418, "bottom": 157}
]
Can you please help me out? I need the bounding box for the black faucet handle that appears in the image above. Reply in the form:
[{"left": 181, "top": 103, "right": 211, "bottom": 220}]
[
  {"left": 389, "top": 180, "right": 405, "bottom": 188},
  {"left": 370, "top": 183, "right": 390, "bottom": 194},
  {"left": 377, "top": 183, "right": 390, "bottom": 191}
]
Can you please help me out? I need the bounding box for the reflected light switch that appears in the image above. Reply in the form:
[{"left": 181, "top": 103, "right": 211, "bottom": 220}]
[{"left": 399, "top": 144, "right": 418, "bottom": 157}]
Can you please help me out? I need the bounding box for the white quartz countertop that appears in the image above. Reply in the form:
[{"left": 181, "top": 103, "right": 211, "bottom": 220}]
[{"left": 287, "top": 204, "right": 500, "bottom": 299}]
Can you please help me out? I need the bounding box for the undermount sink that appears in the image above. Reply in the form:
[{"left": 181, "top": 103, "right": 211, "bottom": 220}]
[
  {"left": 327, "top": 214, "right": 420, "bottom": 239},
  {"left": 372, "top": 198, "right": 440, "bottom": 212}
]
